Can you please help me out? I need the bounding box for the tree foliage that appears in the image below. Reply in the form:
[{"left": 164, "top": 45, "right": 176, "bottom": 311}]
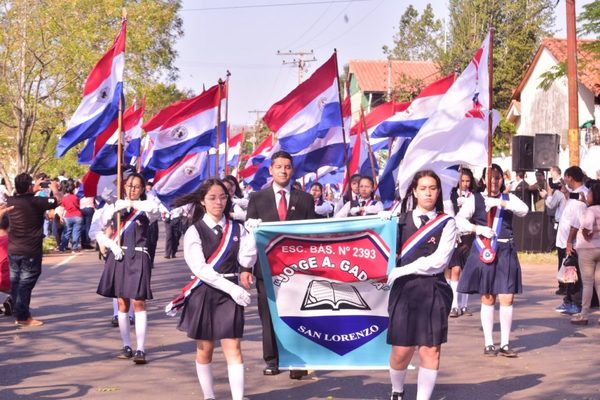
[
  {"left": 383, "top": 4, "right": 443, "bottom": 62},
  {"left": 0, "top": 0, "right": 184, "bottom": 181},
  {"left": 579, "top": 1, "right": 600, "bottom": 55}
]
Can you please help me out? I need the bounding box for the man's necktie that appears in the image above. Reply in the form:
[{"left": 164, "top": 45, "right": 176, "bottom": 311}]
[
  {"left": 278, "top": 190, "right": 287, "bottom": 221},
  {"left": 419, "top": 215, "right": 430, "bottom": 227}
]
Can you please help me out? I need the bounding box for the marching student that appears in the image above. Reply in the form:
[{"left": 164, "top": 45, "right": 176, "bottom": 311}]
[
  {"left": 171, "top": 179, "right": 255, "bottom": 400},
  {"left": 223, "top": 175, "right": 248, "bottom": 222},
  {"left": 309, "top": 181, "right": 334, "bottom": 218},
  {"left": 335, "top": 176, "right": 383, "bottom": 218},
  {"left": 447, "top": 168, "right": 477, "bottom": 317},
  {"left": 334, "top": 173, "right": 361, "bottom": 215},
  {"left": 456, "top": 164, "right": 528, "bottom": 357},
  {"left": 386, "top": 170, "right": 457, "bottom": 400},
  {"left": 91, "top": 172, "right": 160, "bottom": 364}
]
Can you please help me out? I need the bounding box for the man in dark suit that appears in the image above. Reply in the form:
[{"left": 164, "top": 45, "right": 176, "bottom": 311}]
[{"left": 240, "top": 151, "right": 317, "bottom": 379}]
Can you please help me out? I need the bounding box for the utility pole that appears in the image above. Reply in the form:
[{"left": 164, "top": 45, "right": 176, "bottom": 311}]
[
  {"left": 277, "top": 50, "right": 317, "bottom": 84},
  {"left": 566, "top": 0, "right": 579, "bottom": 166},
  {"left": 248, "top": 110, "right": 266, "bottom": 152}
]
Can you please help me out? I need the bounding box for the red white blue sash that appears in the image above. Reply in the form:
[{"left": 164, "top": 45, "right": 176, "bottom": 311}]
[
  {"left": 111, "top": 209, "right": 144, "bottom": 242},
  {"left": 474, "top": 193, "right": 508, "bottom": 264},
  {"left": 165, "top": 220, "right": 237, "bottom": 316},
  {"left": 400, "top": 213, "right": 452, "bottom": 259}
]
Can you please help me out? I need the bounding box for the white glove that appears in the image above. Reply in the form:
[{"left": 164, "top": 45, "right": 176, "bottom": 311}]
[
  {"left": 109, "top": 241, "right": 125, "bottom": 261},
  {"left": 475, "top": 225, "right": 496, "bottom": 239},
  {"left": 114, "top": 199, "right": 130, "bottom": 211},
  {"left": 349, "top": 206, "right": 361, "bottom": 216},
  {"left": 232, "top": 197, "right": 249, "bottom": 208},
  {"left": 227, "top": 284, "right": 251, "bottom": 306},
  {"left": 456, "top": 196, "right": 466, "bottom": 207},
  {"left": 484, "top": 197, "right": 502, "bottom": 211},
  {"left": 132, "top": 200, "right": 159, "bottom": 213},
  {"left": 244, "top": 218, "right": 262, "bottom": 230},
  {"left": 315, "top": 202, "right": 333, "bottom": 216},
  {"left": 378, "top": 210, "right": 393, "bottom": 220},
  {"left": 387, "top": 267, "right": 405, "bottom": 286}
]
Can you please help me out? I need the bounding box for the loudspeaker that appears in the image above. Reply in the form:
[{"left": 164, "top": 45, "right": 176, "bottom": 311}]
[
  {"left": 512, "top": 136, "right": 534, "bottom": 171},
  {"left": 513, "top": 211, "right": 551, "bottom": 252},
  {"left": 534, "top": 133, "right": 560, "bottom": 170}
]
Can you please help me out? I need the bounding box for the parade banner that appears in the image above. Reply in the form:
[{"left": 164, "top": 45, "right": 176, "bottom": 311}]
[{"left": 254, "top": 216, "right": 397, "bottom": 370}]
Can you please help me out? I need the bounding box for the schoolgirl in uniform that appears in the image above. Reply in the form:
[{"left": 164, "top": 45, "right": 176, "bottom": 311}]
[
  {"left": 335, "top": 176, "right": 383, "bottom": 217},
  {"left": 309, "top": 182, "right": 334, "bottom": 218},
  {"left": 92, "top": 172, "right": 160, "bottom": 364},
  {"left": 386, "top": 170, "right": 457, "bottom": 400},
  {"left": 223, "top": 175, "right": 248, "bottom": 222},
  {"left": 168, "top": 179, "right": 256, "bottom": 400},
  {"left": 456, "top": 164, "right": 528, "bottom": 357},
  {"left": 447, "top": 168, "right": 477, "bottom": 317}
]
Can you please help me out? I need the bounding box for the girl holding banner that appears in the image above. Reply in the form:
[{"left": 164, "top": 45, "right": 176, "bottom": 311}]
[
  {"left": 170, "top": 179, "right": 256, "bottom": 400},
  {"left": 335, "top": 176, "right": 383, "bottom": 217},
  {"left": 309, "top": 182, "right": 334, "bottom": 218},
  {"left": 92, "top": 172, "right": 160, "bottom": 365},
  {"left": 386, "top": 170, "right": 457, "bottom": 400},
  {"left": 455, "top": 164, "right": 528, "bottom": 357}
]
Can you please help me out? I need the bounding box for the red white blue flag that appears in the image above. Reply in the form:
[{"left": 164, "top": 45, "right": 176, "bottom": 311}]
[{"left": 56, "top": 20, "right": 126, "bottom": 158}]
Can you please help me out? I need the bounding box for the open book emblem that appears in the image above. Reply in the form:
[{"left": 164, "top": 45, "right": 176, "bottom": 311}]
[{"left": 301, "top": 280, "right": 370, "bottom": 311}]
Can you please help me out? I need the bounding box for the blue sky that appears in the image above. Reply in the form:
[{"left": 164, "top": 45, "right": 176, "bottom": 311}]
[{"left": 175, "top": 0, "right": 593, "bottom": 126}]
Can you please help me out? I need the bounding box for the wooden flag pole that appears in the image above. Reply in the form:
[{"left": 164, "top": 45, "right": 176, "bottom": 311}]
[
  {"left": 224, "top": 71, "right": 231, "bottom": 176},
  {"left": 360, "top": 107, "right": 378, "bottom": 185},
  {"left": 333, "top": 49, "right": 350, "bottom": 189},
  {"left": 487, "top": 27, "right": 495, "bottom": 223},
  {"left": 116, "top": 8, "right": 127, "bottom": 245},
  {"left": 215, "top": 79, "right": 223, "bottom": 178}
]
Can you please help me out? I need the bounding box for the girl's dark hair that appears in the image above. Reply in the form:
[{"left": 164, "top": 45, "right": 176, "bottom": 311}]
[
  {"left": 457, "top": 168, "right": 477, "bottom": 192},
  {"left": 401, "top": 170, "right": 444, "bottom": 213},
  {"left": 171, "top": 179, "right": 232, "bottom": 224},
  {"left": 310, "top": 181, "right": 324, "bottom": 201},
  {"left": 359, "top": 176, "right": 375, "bottom": 200},
  {"left": 588, "top": 180, "right": 600, "bottom": 207},
  {"left": 223, "top": 175, "right": 243, "bottom": 198},
  {"left": 124, "top": 173, "right": 147, "bottom": 200},
  {"left": 478, "top": 164, "right": 506, "bottom": 194},
  {"left": 0, "top": 214, "right": 8, "bottom": 230}
]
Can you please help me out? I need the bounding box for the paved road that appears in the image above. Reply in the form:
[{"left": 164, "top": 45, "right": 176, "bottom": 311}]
[{"left": 1, "top": 244, "right": 600, "bottom": 400}]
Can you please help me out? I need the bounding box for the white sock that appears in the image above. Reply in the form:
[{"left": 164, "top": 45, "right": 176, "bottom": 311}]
[
  {"left": 134, "top": 311, "right": 147, "bottom": 352},
  {"left": 416, "top": 367, "right": 438, "bottom": 400},
  {"left": 459, "top": 293, "right": 469, "bottom": 309},
  {"left": 196, "top": 362, "right": 215, "bottom": 399},
  {"left": 450, "top": 281, "right": 459, "bottom": 309},
  {"left": 499, "top": 305, "right": 513, "bottom": 347},
  {"left": 112, "top": 299, "right": 118, "bottom": 316},
  {"left": 480, "top": 303, "right": 495, "bottom": 347},
  {"left": 117, "top": 311, "right": 131, "bottom": 347},
  {"left": 389, "top": 367, "right": 407, "bottom": 393},
  {"left": 227, "top": 363, "right": 244, "bottom": 400}
]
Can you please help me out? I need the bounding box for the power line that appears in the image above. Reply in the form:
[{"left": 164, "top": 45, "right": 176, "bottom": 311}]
[{"left": 181, "top": 0, "right": 374, "bottom": 12}]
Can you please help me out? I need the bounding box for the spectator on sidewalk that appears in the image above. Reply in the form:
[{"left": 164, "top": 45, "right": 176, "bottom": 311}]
[
  {"left": 7, "top": 173, "right": 61, "bottom": 327},
  {"left": 80, "top": 195, "right": 96, "bottom": 250},
  {"left": 542, "top": 166, "right": 568, "bottom": 292},
  {"left": 59, "top": 180, "right": 83, "bottom": 253}
]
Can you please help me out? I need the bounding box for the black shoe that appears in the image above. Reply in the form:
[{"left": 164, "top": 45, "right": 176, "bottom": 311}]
[
  {"left": 3, "top": 296, "right": 13, "bottom": 316},
  {"left": 498, "top": 344, "right": 518, "bottom": 358},
  {"left": 449, "top": 307, "right": 461, "bottom": 318},
  {"left": 483, "top": 345, "right": 497, "bottom": 356},
  {"left": 460, "top": 306, "right": 472, "bottom": 316},
  {"left": 391, "top": 391, "right": 404, "bottom": 400},
  {"left": 133, "top": 350, "right": 147, "bottom": 364},
  {"left": 555, "top": 288, "right": 567, "bottom": 295},
  {"left": 129, "top": 316, "right": 135, "bottom": 326},
  {"left": 111, "top": 316, "right": 119, "bottom": 327},
  {"left": 289, "top": 369, "right": 308, "bottom": 380},
  {"left": 164, "top": 255, "right": 171, "bottom": 259},
  {"left": 263, "top": 365, "right": 280, "bottom": 375},
  {"left": 118, "top": 345, "right": 133, "bottom": 359}
]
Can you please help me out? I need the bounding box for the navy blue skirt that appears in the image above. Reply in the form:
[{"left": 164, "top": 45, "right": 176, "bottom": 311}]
[
  {"left": 449, "top": 234, "right": 475, "bottom": 269},
  {"left": 178, "top": 282, "right": 244, "bottom": 340},
  {"left": 457, "top": 241, "right": 523, "bottom": 295},
  {"left": 387, "top": 274, "right": 452, "bottom": 347},
  {"left": 97, "top": 251, "right": 153, "bottom": 300}
]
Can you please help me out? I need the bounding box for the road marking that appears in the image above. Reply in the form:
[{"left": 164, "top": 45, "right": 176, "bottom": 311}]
[{"left": 50, "top": 254, "right": 77, "bottom": 269}]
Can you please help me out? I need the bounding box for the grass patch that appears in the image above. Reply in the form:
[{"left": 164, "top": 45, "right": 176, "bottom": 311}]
[
  {"left": 518, "top": 251, "right": 556, "bottom": 265},
  {"left": 43, "top": 236, "right": 57, "bottom": 254}
]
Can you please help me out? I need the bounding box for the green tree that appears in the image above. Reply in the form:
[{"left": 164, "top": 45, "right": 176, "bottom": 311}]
[
  {"left": 0, "top": 0, "right": 183, "bottom": 182},
  {"left": 383, "top": 4, "right": 443, "bottom": 61},
  {"left": 579, "top": 0, "right": 600, "bottom": 55}
]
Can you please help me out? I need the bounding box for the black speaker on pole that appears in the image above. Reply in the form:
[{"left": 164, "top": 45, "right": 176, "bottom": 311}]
[
  {"left": 512, "top": 136, "right": 534, "bottom": 171},
  {"left": 534, "top": 133, "right": 560, "bottom": 170}
]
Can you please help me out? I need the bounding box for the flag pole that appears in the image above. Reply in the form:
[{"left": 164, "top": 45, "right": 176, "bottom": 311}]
[
  {"left": 116, "top": 8, "right": 127, "bottom": 245},
  {"left": 487, "top": 27, "right": 494, "bottom": 218},
  {"left": 224, "top": 70, "right": 231, "bottom": 176},
  {"left": 333, "top": 49, "right": 350, "bottom": 190},
  {"left": 360, "top": 107, "right": 378, "bottom": 185},
  {"left": 136, "top": 97, "right": 145, "bottom": 173},
  {"left": 236, "top": 128, "right": 245, "bottom": 180},
  {"left": 215, "top": 78, "right": 224, "bottom": 178}
]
